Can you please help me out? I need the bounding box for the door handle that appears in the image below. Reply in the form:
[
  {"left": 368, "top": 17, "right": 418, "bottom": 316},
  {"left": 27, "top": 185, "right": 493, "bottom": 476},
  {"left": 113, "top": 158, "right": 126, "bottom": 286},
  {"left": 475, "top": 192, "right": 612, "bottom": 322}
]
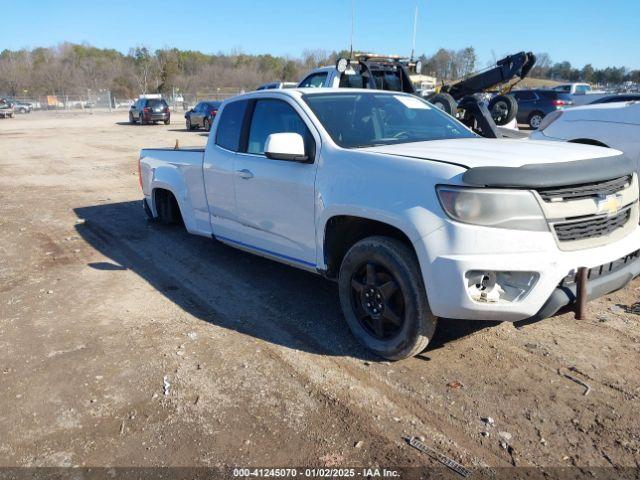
[{"left": 236, "top": 169, "right": 254, "bottom": 180}]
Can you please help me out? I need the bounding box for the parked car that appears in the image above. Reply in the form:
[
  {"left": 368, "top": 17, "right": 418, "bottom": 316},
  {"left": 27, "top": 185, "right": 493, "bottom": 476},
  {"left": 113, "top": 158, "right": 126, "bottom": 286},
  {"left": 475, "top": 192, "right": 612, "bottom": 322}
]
[
  {"left": 0, "top": 98, "right": 14, "bottom": 118},
  {"left": 590, "top": 94, "right": 640, "bottom": 104},
  {"left": 510, "top": 89, "right": 574, "bottom": 129},
  {"left": 530, "top": 101, "right": 640, "bottom": 175},
  {"left": 138, "top": 88, "right": 640, "bottom": 360},
  {"left": 129, "top": 98, "right": 170, "bottom": 125},
  {"left": 185, "top": 101, "right": 222, "bottom": 131},
  {"left": 257, "top": 82, "right": 297, "bottom": 90},
  {"left": 8, "top": 99, "right": 32, "bottom": 113},
  {"left": 552, "top": 83, "right": 608, "bottom": 105}
]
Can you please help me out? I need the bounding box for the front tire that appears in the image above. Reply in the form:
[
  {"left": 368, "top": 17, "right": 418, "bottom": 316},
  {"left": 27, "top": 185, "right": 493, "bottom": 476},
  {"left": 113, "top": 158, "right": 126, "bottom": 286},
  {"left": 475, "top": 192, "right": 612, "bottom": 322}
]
[
  {"left": 203, "top": 118, "right": 211, "bottom": 131},
  {"left": 338, "top": 236, "right": 437, "bottom": 360},
  {"left": 129, "top": 112, "right": 137, "bottom": 124}
]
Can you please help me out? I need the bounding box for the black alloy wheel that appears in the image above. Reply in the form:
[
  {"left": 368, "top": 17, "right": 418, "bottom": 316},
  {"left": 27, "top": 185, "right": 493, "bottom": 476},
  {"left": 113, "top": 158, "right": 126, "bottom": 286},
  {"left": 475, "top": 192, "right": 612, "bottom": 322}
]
[
  {"left": 350, "top": 262, "right": 405, "bottom": 340},
  {"left": 338, "top": 236, "right": 437, "bottom": 360}
]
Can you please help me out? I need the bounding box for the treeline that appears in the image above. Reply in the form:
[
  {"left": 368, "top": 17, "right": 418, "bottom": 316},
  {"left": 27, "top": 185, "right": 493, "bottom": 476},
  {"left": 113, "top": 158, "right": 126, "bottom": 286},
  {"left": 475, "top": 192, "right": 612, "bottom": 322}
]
[
  {"left": 0, "top": 44, "right": 345, "bottom": 98},
  {"left": 0, "top": 43, "right": 638, "bottom": 99},
  {"left": 417, "top": 49, "right": 639, "bottom": 85},
  {"left": 530, "top": 53, "right": 639, "bottom": 84}
]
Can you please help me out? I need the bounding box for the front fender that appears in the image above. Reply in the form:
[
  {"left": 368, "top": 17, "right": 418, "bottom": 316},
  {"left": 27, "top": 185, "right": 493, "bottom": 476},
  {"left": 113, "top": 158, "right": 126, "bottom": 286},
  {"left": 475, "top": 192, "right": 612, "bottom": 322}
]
[{"left": 315, "top": 205, "right": 446, "bottom": 270}]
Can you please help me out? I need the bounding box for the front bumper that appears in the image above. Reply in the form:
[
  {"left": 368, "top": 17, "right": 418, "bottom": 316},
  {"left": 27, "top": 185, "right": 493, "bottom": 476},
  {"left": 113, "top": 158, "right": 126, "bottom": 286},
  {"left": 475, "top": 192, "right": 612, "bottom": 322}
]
[
  {"left": 415, "top": 221, "right": 640, "bottom": 321},
  {"left": 535, "top": 251, "right": 640, "bottom": 320}
]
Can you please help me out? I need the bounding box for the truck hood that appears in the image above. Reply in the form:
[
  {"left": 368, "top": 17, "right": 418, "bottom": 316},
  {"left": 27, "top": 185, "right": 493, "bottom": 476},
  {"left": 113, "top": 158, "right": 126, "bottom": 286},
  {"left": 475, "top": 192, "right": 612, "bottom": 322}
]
[{"left": 360, "top": 137, "right": 621, "bottom": 169}]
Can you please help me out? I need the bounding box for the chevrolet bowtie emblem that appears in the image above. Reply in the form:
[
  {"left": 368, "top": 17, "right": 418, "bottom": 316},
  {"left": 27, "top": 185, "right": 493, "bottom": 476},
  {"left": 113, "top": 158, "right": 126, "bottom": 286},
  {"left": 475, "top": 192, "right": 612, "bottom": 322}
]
[{"left": 596, "top": 194, "right": 623, "bottom": 217}]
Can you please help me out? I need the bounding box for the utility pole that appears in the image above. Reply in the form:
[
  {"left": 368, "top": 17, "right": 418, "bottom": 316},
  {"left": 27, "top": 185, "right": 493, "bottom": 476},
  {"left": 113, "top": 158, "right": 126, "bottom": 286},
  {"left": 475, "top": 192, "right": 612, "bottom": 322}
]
[
  {"left": 411, "top": 5, "right": 418, "bottom": 61},
  {"left": 349, "top": 0, "right": 355, "bottom": 58}
]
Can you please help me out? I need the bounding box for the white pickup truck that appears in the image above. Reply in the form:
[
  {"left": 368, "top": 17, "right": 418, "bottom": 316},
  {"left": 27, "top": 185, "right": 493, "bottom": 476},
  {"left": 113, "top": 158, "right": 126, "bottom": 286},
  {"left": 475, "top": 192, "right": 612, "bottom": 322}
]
[{"left": 139, "top": 88, "right": 640, "bottom": 360}]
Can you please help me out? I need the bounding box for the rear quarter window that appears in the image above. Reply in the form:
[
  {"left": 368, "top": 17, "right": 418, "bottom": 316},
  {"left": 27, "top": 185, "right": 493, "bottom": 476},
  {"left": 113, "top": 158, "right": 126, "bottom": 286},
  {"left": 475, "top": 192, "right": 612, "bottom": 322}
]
[
  {"left": 299, "top": 72, "right": 328, "bottom": 88},
  {"left": 215, "top": 100, "right": 248, "bottom": 152}
]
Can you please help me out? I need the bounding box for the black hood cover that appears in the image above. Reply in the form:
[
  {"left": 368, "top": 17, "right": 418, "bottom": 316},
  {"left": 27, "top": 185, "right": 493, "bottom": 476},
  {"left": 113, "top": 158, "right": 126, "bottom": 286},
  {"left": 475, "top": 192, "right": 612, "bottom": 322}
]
[{"left": 462, "top": 154, "right": 636, "bottom": 188}]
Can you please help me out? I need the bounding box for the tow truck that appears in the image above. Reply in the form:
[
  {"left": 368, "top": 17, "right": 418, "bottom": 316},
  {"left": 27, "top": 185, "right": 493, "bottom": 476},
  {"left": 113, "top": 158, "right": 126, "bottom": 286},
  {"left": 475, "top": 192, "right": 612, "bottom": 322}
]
[
  {"left": 428, "top": 51, "right": 537, "bottom": 134},
  {"left": 298, "top": 51, "right": 536, "bottom": 138},
  {"left": 298, "top": 53, "right": 420, "bottom": 93}
]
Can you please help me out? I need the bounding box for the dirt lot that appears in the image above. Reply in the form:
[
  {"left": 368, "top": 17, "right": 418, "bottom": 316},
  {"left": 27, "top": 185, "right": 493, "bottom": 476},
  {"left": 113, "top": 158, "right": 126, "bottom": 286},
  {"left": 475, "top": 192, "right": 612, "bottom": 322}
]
[{"left": 1, "top": 111, "right": 639, "bottom": 474}]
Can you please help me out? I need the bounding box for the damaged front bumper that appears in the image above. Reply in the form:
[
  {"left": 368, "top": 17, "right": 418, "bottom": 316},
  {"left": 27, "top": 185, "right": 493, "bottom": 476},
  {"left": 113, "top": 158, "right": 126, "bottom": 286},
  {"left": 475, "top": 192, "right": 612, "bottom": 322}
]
[
  {"left": 533, "top": 249, "right": 640, "bottom": 320},
  {"left": 415, "top": 221, "right": 640, "bottom": 322}
]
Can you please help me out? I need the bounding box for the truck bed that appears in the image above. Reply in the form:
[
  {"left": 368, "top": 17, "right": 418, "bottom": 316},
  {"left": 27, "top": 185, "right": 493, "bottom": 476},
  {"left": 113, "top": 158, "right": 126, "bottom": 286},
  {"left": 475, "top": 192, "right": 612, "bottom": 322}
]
[
  {"left": 139, "top": 146, "right": 209, "bottom": 235},
  {"left": 141, "top": 147, "right": 205, "bottom": 152}
]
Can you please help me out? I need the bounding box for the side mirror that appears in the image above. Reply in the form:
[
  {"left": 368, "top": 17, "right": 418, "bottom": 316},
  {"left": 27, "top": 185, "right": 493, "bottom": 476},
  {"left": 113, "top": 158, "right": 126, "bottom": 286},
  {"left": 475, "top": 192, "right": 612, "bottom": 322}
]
[{"left": 264, "top": 133, "right": 309, "bottom": 162}]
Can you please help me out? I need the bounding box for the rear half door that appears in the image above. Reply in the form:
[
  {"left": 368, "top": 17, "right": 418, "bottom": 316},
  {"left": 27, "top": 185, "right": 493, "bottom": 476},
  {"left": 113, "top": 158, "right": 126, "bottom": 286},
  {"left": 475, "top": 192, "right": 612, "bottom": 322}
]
[
  {"left": 191, "top": 103, "right": 203, "bottom": 126},
  {"left": 231, "top": 97, "right": 320, "bottom": 268},
  {"left": 203, "top": 99, "right": 249, "bottom": 239},
  {"left": 514, "top": 91, "right": 536, "bottom": 122}
]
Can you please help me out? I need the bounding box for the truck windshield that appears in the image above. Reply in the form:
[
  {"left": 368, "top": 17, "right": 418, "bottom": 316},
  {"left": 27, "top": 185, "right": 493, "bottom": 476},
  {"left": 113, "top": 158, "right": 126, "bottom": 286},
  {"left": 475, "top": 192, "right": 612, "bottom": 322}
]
[{"left": 303, "top": 92, "right": 475, "bottom": 148}]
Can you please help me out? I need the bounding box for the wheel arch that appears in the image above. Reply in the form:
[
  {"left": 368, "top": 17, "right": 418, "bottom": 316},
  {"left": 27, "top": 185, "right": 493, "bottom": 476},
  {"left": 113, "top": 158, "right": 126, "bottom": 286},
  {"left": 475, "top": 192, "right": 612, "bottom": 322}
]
[
  {"left": 320, "top": 214, "right": 419, "bottom": 279},
  {"left": 150, "top": 185, "right": 181, "bottom": 220},
  {"left": 147, "top": 174, "right": 192, "bottom": 230},
  {"left": 568, "top": 138, "right": 609, "bottom": 148}
]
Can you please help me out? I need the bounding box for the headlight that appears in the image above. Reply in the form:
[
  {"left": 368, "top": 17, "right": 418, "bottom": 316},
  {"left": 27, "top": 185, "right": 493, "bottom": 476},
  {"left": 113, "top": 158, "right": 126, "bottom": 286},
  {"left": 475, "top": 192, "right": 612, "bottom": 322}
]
[{"left": 436, "top": 186, "right": 548, "bottom": 231}]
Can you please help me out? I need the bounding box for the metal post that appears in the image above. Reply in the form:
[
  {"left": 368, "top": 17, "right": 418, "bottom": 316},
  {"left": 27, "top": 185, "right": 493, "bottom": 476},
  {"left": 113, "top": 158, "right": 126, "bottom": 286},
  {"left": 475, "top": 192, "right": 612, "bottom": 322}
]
[{"left": 575, "top": 267, "right": 588, "bottom": 320}]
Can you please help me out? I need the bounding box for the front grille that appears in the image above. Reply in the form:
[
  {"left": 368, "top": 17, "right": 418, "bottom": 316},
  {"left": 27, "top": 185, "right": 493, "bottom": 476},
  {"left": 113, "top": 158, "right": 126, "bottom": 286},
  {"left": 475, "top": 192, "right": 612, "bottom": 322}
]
[
  {"left": 554, "top": 208, "right": 631, "bottom": 242},
  {"left": 537, "top": 175, "right": 631, "bottom": 202},
  {"left": 561, "top": 249, "right": 640, "bottom": 286}
]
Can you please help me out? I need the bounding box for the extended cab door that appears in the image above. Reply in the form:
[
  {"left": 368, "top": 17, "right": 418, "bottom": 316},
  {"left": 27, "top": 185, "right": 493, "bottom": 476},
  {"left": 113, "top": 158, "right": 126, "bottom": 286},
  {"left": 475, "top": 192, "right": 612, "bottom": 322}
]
[{"left": 232, "top": 97, "right": 320, "bottom": 268}]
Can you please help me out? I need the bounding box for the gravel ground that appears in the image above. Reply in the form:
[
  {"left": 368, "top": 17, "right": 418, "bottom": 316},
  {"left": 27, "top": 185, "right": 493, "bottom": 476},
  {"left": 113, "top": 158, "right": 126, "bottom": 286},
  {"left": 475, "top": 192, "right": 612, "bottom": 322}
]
[{"left": 1, "top": 110, "right": 639, "bottom": 474}]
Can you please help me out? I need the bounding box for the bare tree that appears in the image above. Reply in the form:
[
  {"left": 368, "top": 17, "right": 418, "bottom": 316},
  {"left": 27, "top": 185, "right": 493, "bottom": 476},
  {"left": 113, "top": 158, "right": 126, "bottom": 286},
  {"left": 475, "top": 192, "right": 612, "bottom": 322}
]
[
  {"left": 0, "top": 50, "right": 31, "bottom": 97},
  {"left": 130, "top": 46, "right": 159, "bottom": 94}
]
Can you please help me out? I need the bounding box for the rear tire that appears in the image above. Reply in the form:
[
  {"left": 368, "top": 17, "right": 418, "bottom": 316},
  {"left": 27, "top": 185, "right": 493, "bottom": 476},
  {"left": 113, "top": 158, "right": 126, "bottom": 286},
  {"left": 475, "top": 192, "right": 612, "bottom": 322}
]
[
  {"left": 155, "top": 190, "right": 182, "bottom": 225},
  {"left": 528, "top": 111, "right": 544, "bottom": 130},
  {"left": 164, "top": 118, "right": 170, "bottom": 125},
  {"left": 428, "top": 93, "right": 457, "bottom": 116},
  {"left": 488, "top": 94, "right": 518, "bottom": 125},
  {"left": 203, "top": 118, "right": 211, "bottom": 131},
  {"left": 338, "top": 236, "right": 437, "bottom": 360}
]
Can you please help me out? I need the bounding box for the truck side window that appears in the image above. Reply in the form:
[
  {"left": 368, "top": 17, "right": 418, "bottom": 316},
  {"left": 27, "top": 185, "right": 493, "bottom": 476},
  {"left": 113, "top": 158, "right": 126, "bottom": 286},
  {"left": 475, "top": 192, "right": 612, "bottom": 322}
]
[
  {"left": 246, "top": 99, "right": 314, "bottom": 158},
  {"left": 215, "top": 100, "right": 248, "bottom": 152},
  {"left": 299, "top": 72, "right": 328, "bottom": 88}
]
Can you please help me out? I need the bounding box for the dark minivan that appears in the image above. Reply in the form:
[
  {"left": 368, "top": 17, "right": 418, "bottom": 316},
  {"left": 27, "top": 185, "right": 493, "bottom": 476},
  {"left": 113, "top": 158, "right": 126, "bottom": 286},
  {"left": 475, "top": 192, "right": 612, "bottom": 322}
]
[
  {"left": 510, "top": 89, "right": 573, "bottom": 129},
  {"left": 185, "top": 101, "right": 222, "bottom": 131},
  {"left": 129, "top": 98, "right": 170, "bottom": 125}
]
